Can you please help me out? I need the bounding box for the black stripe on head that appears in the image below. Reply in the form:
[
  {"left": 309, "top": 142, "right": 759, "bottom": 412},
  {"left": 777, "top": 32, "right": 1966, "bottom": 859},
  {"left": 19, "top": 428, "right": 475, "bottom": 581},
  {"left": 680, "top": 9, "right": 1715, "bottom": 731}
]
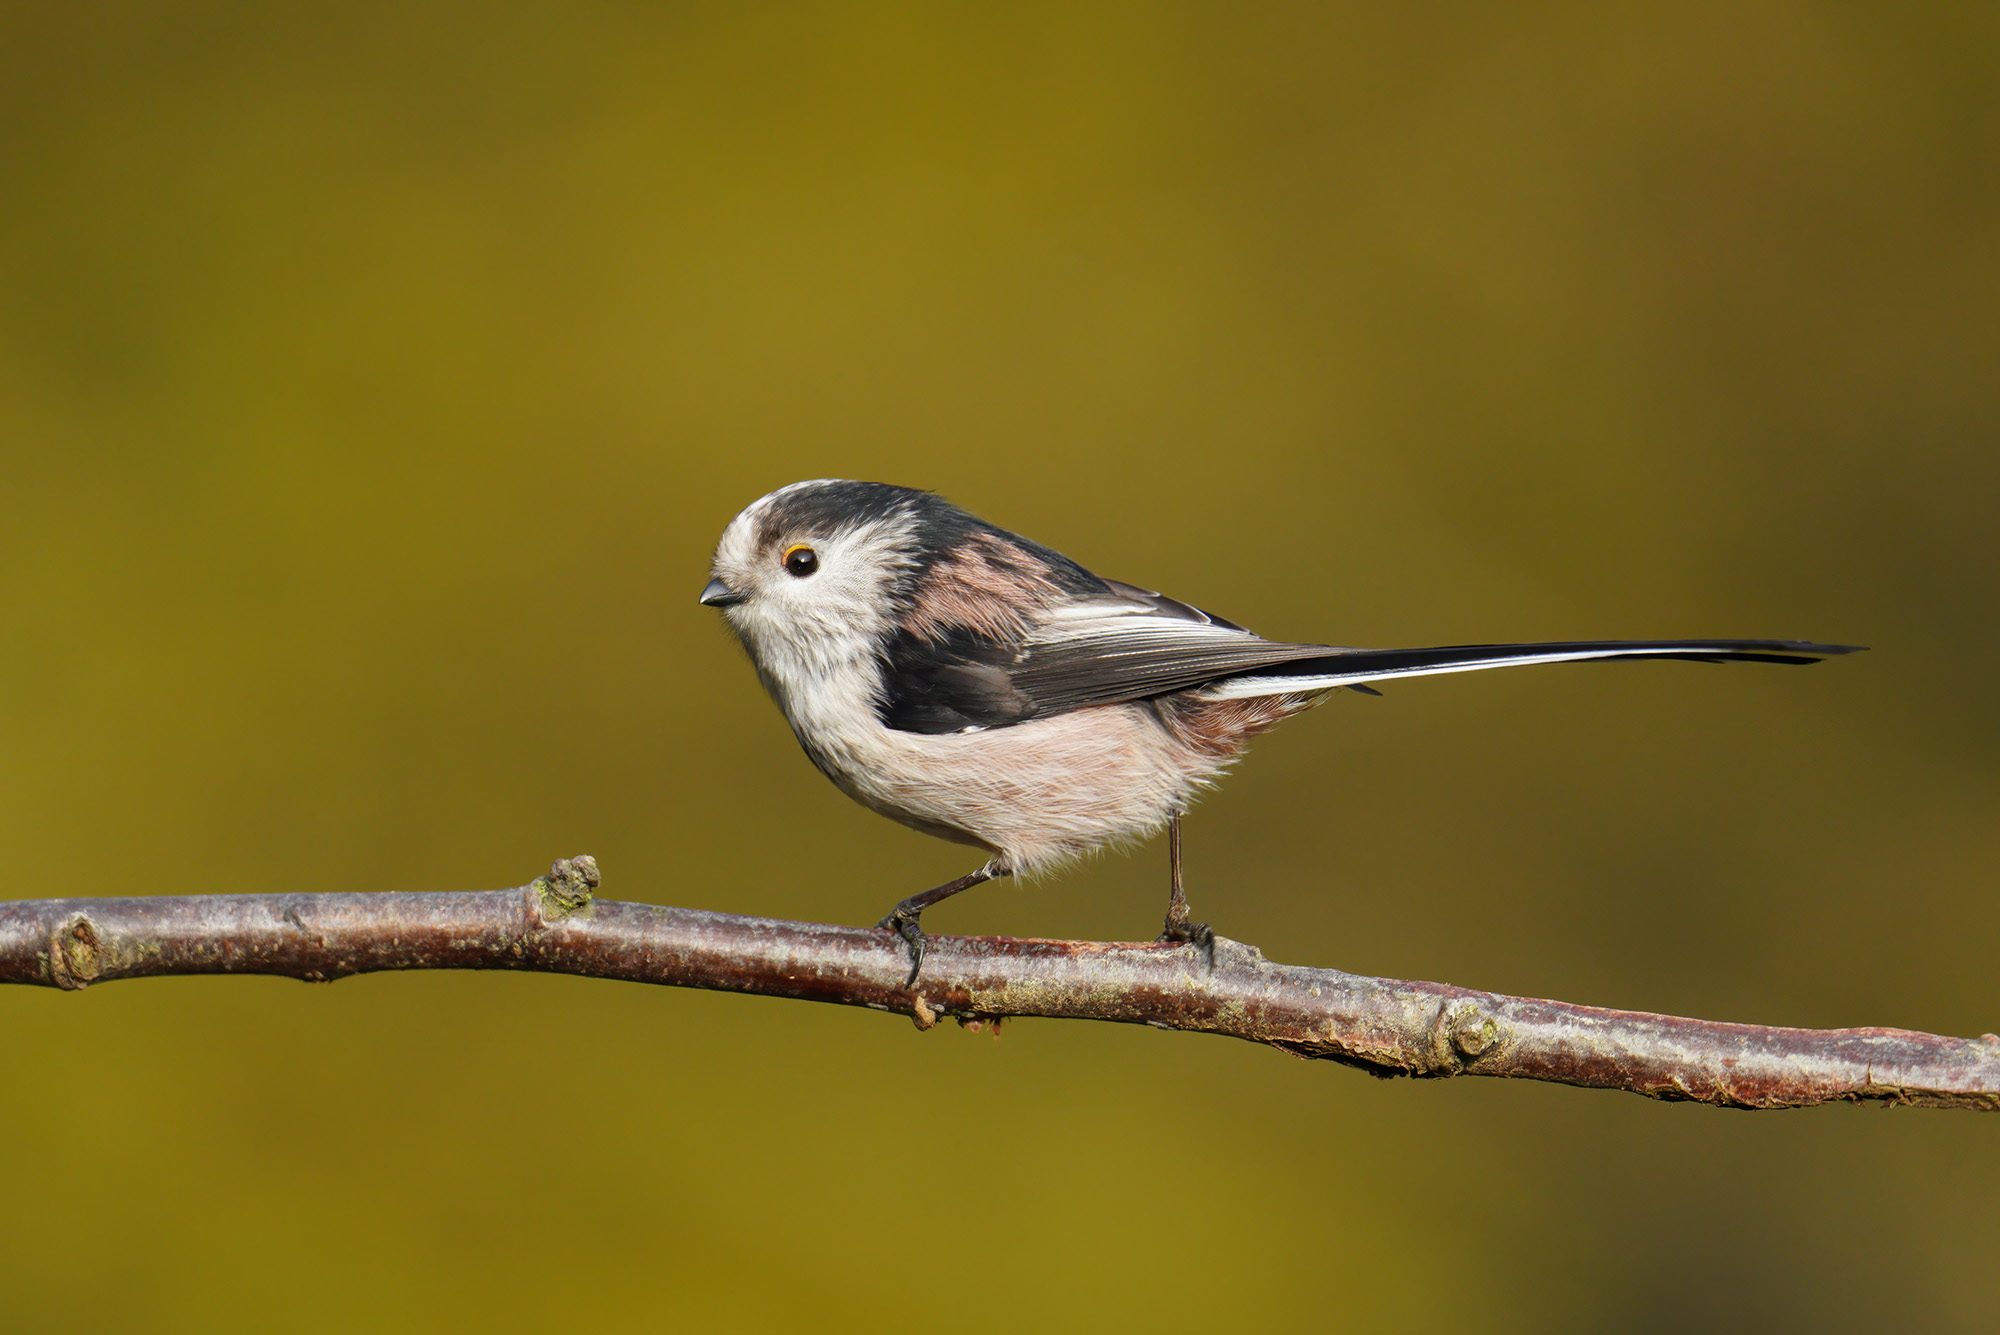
[
  {"left": 758, "top": 481, "right": 1109, "bottom": 603},
  {"left": 753, "top": 480, "right": 928, "bottom": 549}
]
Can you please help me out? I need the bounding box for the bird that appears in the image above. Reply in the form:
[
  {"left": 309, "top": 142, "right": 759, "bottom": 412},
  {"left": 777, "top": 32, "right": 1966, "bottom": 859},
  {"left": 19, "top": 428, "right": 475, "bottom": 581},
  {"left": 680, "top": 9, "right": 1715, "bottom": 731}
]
[{"left": 699, "top": 479, "right": 1859, "bottom": 981}]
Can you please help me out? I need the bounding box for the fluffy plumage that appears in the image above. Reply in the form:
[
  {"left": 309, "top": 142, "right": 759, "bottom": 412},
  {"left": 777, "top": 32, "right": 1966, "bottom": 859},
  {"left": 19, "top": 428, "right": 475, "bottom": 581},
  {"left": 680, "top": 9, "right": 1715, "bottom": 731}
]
[{"left": 703, "top": 480, "right": 1860, "bottom": 892}]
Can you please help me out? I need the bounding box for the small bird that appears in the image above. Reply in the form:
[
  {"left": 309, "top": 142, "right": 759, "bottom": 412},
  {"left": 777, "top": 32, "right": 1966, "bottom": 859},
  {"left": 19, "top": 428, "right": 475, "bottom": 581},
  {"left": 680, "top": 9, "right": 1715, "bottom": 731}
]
[{"left": 701, "top": 480, "right": 1858, "bottom": 980}]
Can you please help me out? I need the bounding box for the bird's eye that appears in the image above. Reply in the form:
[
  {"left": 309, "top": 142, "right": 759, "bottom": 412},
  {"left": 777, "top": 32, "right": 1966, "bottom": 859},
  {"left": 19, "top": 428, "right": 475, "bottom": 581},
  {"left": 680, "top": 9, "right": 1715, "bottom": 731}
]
[{"left": 781, "top": 544, "right": 819, "bottom": 578}]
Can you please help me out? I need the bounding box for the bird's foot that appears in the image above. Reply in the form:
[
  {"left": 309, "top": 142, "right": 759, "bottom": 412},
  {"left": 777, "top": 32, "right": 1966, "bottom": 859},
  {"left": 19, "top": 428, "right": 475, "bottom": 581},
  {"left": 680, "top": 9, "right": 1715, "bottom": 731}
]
[
  {"left": 876, "top": 907, "right": 928, "bottom": 987},
  {"left": 1158, "top": 916, "right": 1216, "bottom": 970}
]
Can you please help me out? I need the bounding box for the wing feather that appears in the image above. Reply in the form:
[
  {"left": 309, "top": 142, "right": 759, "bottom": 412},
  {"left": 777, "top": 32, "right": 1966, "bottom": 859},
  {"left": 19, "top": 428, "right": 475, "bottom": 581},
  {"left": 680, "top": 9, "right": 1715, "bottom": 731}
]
[{"left": 1008, "top": 616, "right": 1338, "bottom": 712}]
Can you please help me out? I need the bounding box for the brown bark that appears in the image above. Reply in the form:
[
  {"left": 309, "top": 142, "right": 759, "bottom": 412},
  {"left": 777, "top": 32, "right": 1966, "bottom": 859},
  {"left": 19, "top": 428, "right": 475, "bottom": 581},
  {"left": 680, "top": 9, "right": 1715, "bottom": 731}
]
[{"left": 3, "top": 856, "right": 1993, "bottom": 1111}]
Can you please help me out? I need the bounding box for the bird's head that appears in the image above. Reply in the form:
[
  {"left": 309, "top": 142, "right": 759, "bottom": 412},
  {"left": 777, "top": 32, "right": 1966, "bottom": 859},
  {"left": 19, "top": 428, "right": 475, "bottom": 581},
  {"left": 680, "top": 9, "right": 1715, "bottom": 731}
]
[{"left": 701, "top": 480, "right": 940, "bottom": 678}]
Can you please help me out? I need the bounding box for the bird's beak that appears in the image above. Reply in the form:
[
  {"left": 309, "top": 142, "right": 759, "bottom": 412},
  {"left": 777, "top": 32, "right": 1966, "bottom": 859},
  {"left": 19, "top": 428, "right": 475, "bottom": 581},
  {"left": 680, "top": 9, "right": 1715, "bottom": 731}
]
[{"left": 699, "top": 577, "right": 745, "bottom": 608}]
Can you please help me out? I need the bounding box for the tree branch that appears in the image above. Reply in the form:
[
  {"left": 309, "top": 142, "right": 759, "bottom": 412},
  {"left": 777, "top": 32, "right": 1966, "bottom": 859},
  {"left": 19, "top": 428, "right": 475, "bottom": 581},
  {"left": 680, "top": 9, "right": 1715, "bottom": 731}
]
[{"left": 3, "top": 856, "right": 1993, "bottom": 1111}]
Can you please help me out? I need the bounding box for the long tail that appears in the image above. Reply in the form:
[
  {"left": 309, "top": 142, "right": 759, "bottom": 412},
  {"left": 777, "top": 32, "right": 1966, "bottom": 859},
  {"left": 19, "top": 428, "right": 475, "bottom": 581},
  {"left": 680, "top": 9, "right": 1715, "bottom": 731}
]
[{"left": 1202, "top": 639, "right": 1864, "bottom": 698}]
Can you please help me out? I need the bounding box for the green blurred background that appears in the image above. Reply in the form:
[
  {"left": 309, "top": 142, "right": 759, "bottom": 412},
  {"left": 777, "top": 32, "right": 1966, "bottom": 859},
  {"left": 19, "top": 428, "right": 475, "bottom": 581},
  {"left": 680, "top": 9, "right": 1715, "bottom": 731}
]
[{"left": 3, "top": 3, "right": 1995, "bottom": 1329}]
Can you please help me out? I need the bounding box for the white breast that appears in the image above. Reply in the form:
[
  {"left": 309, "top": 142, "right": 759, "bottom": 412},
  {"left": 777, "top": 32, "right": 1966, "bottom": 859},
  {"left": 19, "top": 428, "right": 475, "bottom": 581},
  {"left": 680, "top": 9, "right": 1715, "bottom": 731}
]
[{"left": 764, "top": 646, "right": 1219, "bottom": 876}]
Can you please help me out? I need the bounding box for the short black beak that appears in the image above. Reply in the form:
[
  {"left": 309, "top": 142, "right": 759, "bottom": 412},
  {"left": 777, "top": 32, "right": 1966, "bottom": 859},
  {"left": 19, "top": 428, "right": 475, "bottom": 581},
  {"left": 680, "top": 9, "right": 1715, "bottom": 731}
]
[{"left": 699, "top": 577, "right": 745, "bottom": 608}]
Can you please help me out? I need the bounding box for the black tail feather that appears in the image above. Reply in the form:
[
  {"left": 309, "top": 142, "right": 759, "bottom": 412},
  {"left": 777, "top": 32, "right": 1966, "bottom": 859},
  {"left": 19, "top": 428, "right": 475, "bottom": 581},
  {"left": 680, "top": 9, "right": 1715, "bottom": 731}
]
[{"left": 1215, "top": 639, "right": 1865, "bottom": 696}]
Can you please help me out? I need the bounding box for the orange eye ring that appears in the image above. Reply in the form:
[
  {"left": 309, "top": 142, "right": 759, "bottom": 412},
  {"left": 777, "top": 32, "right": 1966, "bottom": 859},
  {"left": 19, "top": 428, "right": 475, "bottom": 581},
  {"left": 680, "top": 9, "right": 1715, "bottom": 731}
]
[{"left": 781, "top": 544, "right": 819, "bottom": 578}]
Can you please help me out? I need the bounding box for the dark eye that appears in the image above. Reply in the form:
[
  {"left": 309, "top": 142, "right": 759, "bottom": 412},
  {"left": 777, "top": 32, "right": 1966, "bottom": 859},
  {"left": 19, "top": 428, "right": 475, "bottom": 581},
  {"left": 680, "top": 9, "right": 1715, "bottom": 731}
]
[{"left": 781, "top": 544, "right": 819, "bottom": 578}]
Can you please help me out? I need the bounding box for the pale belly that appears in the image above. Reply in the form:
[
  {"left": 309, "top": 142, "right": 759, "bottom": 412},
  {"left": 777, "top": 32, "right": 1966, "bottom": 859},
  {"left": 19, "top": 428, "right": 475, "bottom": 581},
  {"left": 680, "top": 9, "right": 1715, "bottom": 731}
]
[{"left": 806, "top": 701, "right": 1212, "bottom": 875}]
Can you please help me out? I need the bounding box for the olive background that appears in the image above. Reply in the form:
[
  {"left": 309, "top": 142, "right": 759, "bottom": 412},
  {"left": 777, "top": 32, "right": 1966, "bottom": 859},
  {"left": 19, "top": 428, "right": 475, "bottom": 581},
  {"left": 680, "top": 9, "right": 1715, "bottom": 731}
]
[{"left": 3, "top": 5, "right": 1996, "bottom": 1330}]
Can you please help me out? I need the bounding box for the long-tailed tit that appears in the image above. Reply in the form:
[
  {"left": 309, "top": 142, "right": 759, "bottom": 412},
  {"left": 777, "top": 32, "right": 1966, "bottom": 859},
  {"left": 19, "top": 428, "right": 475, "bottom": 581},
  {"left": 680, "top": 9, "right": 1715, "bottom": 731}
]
[{"left": 701, "top": 480, "right": 1858, "bottom": 980}]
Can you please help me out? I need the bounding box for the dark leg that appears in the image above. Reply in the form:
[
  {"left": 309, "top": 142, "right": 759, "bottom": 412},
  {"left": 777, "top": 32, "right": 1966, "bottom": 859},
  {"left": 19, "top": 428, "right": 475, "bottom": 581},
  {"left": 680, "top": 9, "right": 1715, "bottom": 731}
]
[
  {"left": 877, "top": 863, "right": 1008, "bottom": 986},
  {"left": 1158, "top": 814, "right": 1215, "bottom": 963}
]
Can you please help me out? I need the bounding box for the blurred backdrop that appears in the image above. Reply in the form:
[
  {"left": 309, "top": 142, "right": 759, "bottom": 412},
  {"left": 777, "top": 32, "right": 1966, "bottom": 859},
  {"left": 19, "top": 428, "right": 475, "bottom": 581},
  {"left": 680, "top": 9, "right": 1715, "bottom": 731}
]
[{"left": 3, "top": 3, "right": 1996, "bottom": 1330}]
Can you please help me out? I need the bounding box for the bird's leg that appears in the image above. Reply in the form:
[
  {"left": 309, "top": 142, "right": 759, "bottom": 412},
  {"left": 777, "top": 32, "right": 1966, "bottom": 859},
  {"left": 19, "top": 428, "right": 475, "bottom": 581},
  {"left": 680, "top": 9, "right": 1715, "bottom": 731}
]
[
  {"left": 877, "top": 863, "right": 1008, "bottom": 986},
  {"left": 1158, "top": 814, "right": 1215, "bottom": 964}
]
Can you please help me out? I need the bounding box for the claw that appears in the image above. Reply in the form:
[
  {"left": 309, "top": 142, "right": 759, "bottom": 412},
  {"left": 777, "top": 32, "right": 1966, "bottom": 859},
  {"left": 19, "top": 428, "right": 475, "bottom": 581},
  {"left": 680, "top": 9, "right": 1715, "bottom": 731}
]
[
  {"left": 1159, "top": 917, "right": 1216, "bottom": 971},
  {"left": 872, "top": 865, "right": 1002, "bottom": 990},
  {"left": 878, "top": 909, "right": 927, "bottom": 986}
]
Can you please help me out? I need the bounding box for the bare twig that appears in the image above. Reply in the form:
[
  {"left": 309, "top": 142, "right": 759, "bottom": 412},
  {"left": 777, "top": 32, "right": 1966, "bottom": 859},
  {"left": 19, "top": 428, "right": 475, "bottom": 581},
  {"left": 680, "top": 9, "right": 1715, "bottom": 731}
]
[{"left": 3, "top": 856, "right": 1993, "bottom": 1111}]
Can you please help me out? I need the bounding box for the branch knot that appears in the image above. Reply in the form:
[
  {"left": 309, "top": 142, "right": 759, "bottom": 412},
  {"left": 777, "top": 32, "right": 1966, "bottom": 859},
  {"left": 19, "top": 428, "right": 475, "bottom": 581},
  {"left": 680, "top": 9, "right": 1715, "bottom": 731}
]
[
  {"left": 1442, "top": 1000, "right": 1503, "bottom": 1066},
  {"left": 46, "top": 915, "right": 102, "bottom": 991},
  {"left": 530, "top": 855, "right": 600, "bottom": 923}
]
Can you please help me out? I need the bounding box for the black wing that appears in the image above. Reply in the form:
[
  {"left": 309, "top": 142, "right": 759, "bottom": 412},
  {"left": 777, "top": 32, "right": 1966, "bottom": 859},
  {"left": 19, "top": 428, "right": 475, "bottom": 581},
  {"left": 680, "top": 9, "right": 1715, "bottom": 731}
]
[
  {"left": 877, "top": 582, "right": 1350, "bottom": 732},
  {"left": 875, "top": 583, "right": 1274, "bottom": 732}
]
